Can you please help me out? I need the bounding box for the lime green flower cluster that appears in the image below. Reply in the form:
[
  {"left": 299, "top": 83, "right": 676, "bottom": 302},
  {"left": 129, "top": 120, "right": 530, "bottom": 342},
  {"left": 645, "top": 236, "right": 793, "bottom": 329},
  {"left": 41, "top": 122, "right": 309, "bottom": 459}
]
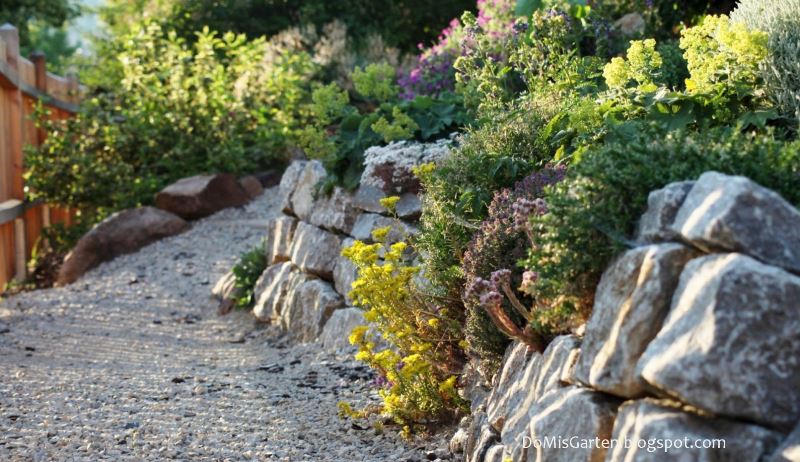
[
  {"left": 340, "top": 220, "right": 467, "bottom": 430},
  {"left": 603, "top": 39, "right": 663, "bottom": 91},
  {"left": 352, "top": 63, "right": 399, "bottom": 103},
  {"left": 372, "top": 107, "right": 420, "bottom": 143},
  {"left": 680, "top": 15, "right": 768, "bottom": 94}
]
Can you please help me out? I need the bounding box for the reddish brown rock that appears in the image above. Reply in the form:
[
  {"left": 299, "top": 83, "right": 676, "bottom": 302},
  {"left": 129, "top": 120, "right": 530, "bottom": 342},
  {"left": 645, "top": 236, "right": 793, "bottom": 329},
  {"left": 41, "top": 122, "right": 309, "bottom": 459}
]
[
  {"left": 238, "top": 175, "right": 264, "bottom": 199},
  {"left": 155, "top": 174, "right": 249, "bottom": 220},
  {"left": 57, "top": 207, "right": 188, "bottom": 285}
]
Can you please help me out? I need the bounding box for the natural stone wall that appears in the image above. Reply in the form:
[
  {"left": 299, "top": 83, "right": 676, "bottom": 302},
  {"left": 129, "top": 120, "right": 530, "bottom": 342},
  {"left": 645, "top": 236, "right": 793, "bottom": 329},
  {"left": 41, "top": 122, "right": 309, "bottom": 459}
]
[
  {"left": 455, "top": 172, "right": 800, "bottom": 462},
  {"left": 214, "top": 141, "right": 444, "bottom": 346}
]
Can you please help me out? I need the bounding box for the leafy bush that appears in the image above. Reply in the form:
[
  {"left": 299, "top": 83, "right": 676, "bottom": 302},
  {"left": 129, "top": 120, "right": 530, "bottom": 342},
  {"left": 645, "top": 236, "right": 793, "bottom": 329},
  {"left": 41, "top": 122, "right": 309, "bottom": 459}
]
[
  {"left": 414, "top": 97, "right": 558, "bottom": 311},
  {"left": 599, "top": 20, "right": 774, "bottom": 132},
  {"left": 231, "top": 243, "right": 268, "bottom": 309},
  {"left": 300, "top": 63, "right": 470, "bottom": 191},
  {"left": 342, "top": 222, "right": 467, "bottom": 430},
  {"left": 101, "top": 0, "right": 475, "bottom": 54},
  {"left": 521, "top": 122, "right": 800, "bottom": 332},
  {"left": 731, "top": 0, "right": 800, "bottom": 121},
  {"left": 26, "top": 23, "right": 316, "bottom": 219}
]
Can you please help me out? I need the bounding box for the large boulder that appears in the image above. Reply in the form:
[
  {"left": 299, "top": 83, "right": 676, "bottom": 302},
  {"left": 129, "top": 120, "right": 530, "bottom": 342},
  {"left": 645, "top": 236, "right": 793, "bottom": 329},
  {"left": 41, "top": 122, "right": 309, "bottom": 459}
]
[
  {"left": 607, "top": 400, "right": 783, "bottom": 462},
  {"left": 279, "top": 161, "right": 307, "bottom": 214},
  {"left": 281, "top": 279, "right": 344, "bottom": 342},
  {"left": 486, "top": 342, "right": 534, "bottom": 430},
  {"left": 353, "top": 185, "right": 388, "bottom": 214},
  {"left": 289, "top": 222, "right": 342, "bottom": 280},
  {"left": 672, "top": 171, "right": 800, "bottom": 274},
  {"left": 350, "top": 213, "right": 418, "bottom": 244},
  {"left": 638, "top": 253, "right": 800, "bottom": 430},
  {"left": 287, "top": 161, "right": 326, "bottom": 221},
  {"left": 238, "top": 175, "right": 264, "bottom": 200},
  {"left": 212, "top": 269, "right": 239, "bottom": 301},
  {"left": 576, "top": 244, "right": 699, "bottom": 398},
  {"left": 264, "top": 215, "right": 298, "bottom": 265},
  {"left": 155, "top": 174, "right": 249, "bottom": 220},
  {"left": 308, "top": 186, "right": 360, "bottom": 234},
  {"left": 498, "top": 353, "right": 543, "bottom": 460},
  {"left": 534, "top": 335, "right": 581, "bottom": 400},
  {"left": 361, "top": 139, "right": 452, "bottom": 194},
  {"left": 484, "top": 445, "right": 505, "bottom": 462},
  {"left": 333, "top": 238, "right": 359, "bottom": 302},
  {"left": 395, "top": 193, "right": 422, "bottom": 220},
  {"left": 353, "top": 186, "right": 422, "bottom": 220},
  {"left": 770, "top": 423, "right": 800, "bottom": 462},
  {"left": 252, "top": 262, "right": 312, "bottom": 322},
  {"left": 58, "top": 207, "right": 188, "bottom": 285},
  {"left": 467, "top": 411, "right": 500, "bottom": 462},
  {"left": 527, "top": 386, "right": 620, "bottom": 462},
  {"left": 636, "top": 181, "right": 694, "bottom": 243},
  {"left": 318, "top": 307, "right": 366, "bottom": 353}
]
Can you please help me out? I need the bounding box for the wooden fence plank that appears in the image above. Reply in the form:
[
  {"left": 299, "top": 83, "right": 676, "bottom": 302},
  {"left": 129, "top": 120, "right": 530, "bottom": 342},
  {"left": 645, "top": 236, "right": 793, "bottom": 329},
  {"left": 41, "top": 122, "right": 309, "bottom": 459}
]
[{"left": 0, "top": 24, "right": 82, "bottom": 289}]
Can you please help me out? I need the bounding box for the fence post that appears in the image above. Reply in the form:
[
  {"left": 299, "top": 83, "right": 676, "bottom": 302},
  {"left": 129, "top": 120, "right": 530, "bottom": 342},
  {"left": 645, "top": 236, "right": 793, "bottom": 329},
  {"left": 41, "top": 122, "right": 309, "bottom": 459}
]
[
  {"left": 0, "top": 24, "right": 20, "bottom": 70},
  {"left": 30, "top": 51, "right": 53, "bottom": 234},
  {"left": 31, "top": 51, "right": 48, "bottom": 143},
  {"left": 0, "top": 25, "right": 27, "bottom": 282}
]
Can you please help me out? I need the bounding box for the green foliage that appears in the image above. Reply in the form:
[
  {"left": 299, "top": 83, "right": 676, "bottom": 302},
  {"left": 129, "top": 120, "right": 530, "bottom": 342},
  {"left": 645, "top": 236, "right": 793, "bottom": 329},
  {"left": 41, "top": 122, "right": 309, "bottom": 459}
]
[
  {"left": 680, "top": 15, "right": 768, "bottom": 95},
  {"left": 0, "top": 0, "right": 78, "bottom": 49},
  {"left": 26, "top": 22, "right": 316, "bottom": 219},
  {"left": 372, "top": 107, "right": 421, "bottom": 143},
  {"left": 352, "top": 63, "right": 398, "bottom": 103},
  {"left": 731, "top": 0, "right": 800, "bottom": 121},
  {"left": 231, "top": 242, "right": 268, "bottom": 309},
  {"left": 655, "top": 40, "right": 689, "bottom": 90},
  {"left": 603, "top": 39, "right": 663, "bottom": 90},
  {"left": 521, "top": 122, "right": 800, "bottom": 332},
  {"left": 20, "top": 20, "right": 79, "bottom": 74},
  {"left": 599, "top": 23, "right": 776, "bottom": 132},
  {"left": 300, "top": 64, "right": 470, "bottom": 191},
  {"left": 100, "top": 0, "right": 475, "bottom": 54},
  {"left": 414, "top": 98, "right": 557, "bottom": 326}
]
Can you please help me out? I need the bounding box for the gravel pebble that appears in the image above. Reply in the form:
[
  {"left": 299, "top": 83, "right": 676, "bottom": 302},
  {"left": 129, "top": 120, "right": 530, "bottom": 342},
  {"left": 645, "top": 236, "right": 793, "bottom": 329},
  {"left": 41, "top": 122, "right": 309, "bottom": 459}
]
[{"left": 0, "top": 188, "right": 452, "bottom": 461}]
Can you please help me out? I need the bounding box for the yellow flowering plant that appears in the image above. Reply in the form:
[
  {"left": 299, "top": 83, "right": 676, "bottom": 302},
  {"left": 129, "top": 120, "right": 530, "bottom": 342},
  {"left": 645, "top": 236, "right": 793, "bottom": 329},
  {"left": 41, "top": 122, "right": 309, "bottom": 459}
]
[
  {"left": 340, "top": 204, "right": 467, "bottom": 430},
  {"left": 598, "top": 15, "right": 773, "bottom": 130}
]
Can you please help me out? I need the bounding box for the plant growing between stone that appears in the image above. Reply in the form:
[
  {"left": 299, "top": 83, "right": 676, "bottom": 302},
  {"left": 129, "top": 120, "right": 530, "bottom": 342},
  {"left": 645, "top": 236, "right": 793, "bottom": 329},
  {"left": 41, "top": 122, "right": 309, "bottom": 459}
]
[
  {"left": 340, "top": 199, "right": 468, "bottom": 431},
  {"left": 231, "top": 242, "right": 269, "bottom": 309}
]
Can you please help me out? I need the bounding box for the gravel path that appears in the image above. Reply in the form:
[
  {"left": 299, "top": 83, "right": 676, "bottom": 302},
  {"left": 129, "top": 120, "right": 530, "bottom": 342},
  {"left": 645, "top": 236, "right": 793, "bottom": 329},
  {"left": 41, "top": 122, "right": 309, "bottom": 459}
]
[{"left": 0, "top": 189, "right": 451, "bottom": 462}]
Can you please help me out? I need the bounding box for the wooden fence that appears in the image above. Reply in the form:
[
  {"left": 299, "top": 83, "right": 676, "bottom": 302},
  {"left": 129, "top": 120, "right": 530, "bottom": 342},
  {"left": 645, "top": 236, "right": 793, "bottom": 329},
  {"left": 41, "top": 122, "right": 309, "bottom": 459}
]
[{"left": 0, "top": 24, "right": 81, "bottom": 289}]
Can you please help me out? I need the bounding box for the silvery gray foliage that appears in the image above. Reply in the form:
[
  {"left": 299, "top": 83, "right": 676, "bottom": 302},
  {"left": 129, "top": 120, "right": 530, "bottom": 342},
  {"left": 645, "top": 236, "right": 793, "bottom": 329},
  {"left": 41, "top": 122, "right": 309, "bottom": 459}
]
[{"left": 731, "top": 0, "right": 800, "bottom": 120}]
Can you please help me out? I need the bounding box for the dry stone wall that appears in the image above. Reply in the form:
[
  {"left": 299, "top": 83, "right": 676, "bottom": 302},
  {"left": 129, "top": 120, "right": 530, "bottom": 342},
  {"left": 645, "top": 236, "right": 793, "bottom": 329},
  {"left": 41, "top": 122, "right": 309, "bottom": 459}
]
[
  {"left": 213, "top": 140, "right": 448, "bottom": 349},
  {"left": 455, "top": 171, "right": 800, "bottom": 462}
]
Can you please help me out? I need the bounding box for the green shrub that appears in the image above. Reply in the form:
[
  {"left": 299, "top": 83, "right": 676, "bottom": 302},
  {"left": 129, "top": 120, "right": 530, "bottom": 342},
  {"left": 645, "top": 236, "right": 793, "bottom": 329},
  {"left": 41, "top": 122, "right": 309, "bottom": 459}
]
[
  {"left": 107, "top": 0, "right": 476, "bottom": 54},
  {"left": 300, "top": 63, "right": 470, "bottom": 191},
  {"left": 414, "top": 99, "right": 556, "bottom": 309},
  {"left": 521, "top": 122, "right": 800, "bottom": 332},
  {"left": 231, "top": 243, "right": 268, "bottom": 309},
  {"left": 599, "top": 22, "right": 775, "bottom": 132},
  {"left": 731, "top": 0, "right": 800, "bottom": 121},
  {"left": 25, "top": 23, "right": 316, "bottom": 220}
]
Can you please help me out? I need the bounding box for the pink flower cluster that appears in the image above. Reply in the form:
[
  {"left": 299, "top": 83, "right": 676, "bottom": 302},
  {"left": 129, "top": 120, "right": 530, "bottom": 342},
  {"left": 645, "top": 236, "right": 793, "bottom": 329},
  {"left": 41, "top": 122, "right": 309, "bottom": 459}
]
[{"left": 398, "top": 0, "right": 517, "bottom": 99}]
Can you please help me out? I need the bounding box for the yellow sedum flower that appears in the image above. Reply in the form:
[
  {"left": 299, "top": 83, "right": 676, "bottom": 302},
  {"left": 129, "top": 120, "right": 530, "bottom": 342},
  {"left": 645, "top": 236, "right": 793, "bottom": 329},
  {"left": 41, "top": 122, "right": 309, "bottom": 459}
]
[
  {"left": 338, "top": 232, "right": 468, "bottom": 428},
  {"left": 379, "top": 196, "right": 401, "bottom": 212},
  {"left": 371, "top": 226, "right": 392, "bottom": 243},
  {"left": 349, "top": 325, "right": 369, "bottom": 345}
]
